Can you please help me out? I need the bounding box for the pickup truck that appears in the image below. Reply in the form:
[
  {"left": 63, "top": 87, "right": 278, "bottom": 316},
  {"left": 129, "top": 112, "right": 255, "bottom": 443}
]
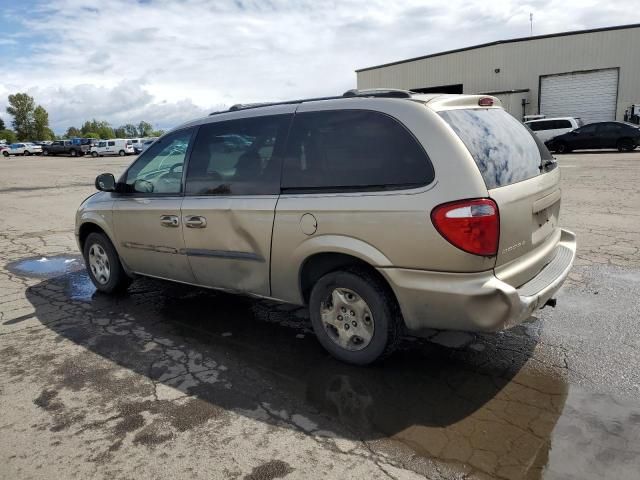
[{"left": 42, "top": 140, "right": 90, "bottom": 157}]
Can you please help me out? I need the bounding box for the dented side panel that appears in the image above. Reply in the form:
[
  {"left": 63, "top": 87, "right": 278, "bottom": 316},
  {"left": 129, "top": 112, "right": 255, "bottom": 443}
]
[{"left": 181, "top": 196, "right": 278, "bottom": 296}]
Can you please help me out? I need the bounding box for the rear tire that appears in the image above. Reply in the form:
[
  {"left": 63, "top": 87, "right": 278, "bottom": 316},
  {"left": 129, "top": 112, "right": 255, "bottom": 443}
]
[
  {"left": 83, "top": 232, "right": 132, "bottom": 294},
  {"left": 617, "top": 138, "right": 635, "bottom": 152},
  {"left": 309, "top": 268, "right": 402, "bottom": 365},
  {"left": 43, "top": 150, "right": 49, "bottom": 156},
  {"left": 23, "top": 151, "right": 30, "bottom": 156},
  {"left": 118, "top": 150, "right": 125, "bottom": 156},
  {"left": 70, "top": 149, "right": 77, "bottom": 157}
]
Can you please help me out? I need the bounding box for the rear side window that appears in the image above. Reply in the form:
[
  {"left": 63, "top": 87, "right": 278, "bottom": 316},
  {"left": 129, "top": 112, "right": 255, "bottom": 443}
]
[
  {"left": 282, "top": 110, "right": 433, "bottom": 192},
  {"left": 556, "top": 120, "right": 572, "bottom": 129},
  {"left": 528, "top": 120, "right": 551, "bottom": 131},
  {"left": 439, "top": 108, "right": 552, "bottom": 189}
]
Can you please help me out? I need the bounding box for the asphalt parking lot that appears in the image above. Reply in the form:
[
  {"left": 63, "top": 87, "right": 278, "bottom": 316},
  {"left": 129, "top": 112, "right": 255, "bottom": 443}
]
[{"left": 1, "top": 152, "right": 639, "bottom": 479}]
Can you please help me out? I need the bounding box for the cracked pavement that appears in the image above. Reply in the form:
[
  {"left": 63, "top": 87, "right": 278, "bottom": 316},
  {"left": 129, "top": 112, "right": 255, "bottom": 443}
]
[{"left": 1, "top": 152, "right": 639, "bottom": 479}]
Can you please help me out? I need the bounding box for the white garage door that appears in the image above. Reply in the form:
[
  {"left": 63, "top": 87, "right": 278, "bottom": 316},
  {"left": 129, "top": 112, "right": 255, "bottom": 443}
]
[{"left": 540, "top": 68, "right": 618, "bottom": 124}]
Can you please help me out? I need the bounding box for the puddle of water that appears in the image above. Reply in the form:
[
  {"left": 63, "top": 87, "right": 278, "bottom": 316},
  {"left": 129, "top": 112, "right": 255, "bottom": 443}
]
[
  {"left": 6, "top": 254, "right": 84, "bottom": 278},
  {"left": 66, "top": 271, "right": 96, "bottom": 301}
]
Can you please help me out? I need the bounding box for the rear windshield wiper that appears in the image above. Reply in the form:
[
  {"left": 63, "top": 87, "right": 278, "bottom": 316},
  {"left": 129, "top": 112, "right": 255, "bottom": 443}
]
[{"left": 540, "top": 158, "right": 556, "bottom": 172}]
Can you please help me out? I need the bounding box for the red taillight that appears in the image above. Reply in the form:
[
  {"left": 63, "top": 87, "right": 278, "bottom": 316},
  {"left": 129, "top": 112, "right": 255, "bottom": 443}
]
[
  {"left": 478, "top": 97, "right": 494, "bottom": 107},
  {"left": 431, "top": 199, "right": 500, "bottom": 256}
]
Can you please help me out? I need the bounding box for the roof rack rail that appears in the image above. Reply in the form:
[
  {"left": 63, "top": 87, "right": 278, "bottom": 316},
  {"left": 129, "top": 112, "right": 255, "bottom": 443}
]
[
  {"left": 207, "top": 89, "right": 414, "bottom": 116},
  {"left": 342, "top": 88, "right": 413, "bottom": 98},
  {"left": 229, "top": 102, "right": 271, "bottom": 111}
]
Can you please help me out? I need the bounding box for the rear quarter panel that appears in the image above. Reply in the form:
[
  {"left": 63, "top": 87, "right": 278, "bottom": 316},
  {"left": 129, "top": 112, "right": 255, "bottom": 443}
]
[{"left": 270, "top": 99, "right": 494, "bottom": 305}]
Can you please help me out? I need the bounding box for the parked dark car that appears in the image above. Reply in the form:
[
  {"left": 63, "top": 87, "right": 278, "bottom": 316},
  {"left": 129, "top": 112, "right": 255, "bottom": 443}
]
[
  {"left": 546, "top": 121, "right": 640, "bottom": 153},
  {"left": 43, "top": 140, "right": 90, "bottom": 157}
]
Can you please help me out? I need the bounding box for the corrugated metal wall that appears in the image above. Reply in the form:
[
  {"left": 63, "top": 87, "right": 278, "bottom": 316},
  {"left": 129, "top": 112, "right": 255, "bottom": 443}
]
[{"left": 356, "top": 26, "right": 640, "bottom": 121}]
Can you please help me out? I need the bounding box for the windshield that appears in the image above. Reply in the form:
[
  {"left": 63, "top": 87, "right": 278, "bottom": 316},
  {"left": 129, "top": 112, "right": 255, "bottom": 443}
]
[{"left": 439, "top": 108, "right": 553, "bottom": 189}]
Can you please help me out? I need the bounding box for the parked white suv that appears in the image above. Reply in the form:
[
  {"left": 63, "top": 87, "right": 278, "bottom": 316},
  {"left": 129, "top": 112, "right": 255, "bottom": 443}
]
[
  {"left": 91, "top": 139, "right": 134, "bottom": 157},
  {"left": 525, "top": 117, "right": 583, "bottom": 143}
]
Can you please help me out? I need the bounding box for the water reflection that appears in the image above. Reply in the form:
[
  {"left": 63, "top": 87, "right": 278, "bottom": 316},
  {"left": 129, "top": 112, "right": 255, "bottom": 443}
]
[{"left": 6, "top": 254, "right": 84, "bottom": 278}]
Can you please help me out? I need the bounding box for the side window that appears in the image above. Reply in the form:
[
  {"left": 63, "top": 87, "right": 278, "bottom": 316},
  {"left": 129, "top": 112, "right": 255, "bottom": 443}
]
[
  {"left": 527, "top": 122, "right": 541, "bottom": 131},
  {"left": 598, "top": 123, "right": 621, "bottom": 134},
  {"left": 124, "top": 128, "right": 194, "bottom": 194},
  {"left": 185, "top": 114, "right": 290, "bottom": 196},
  {"left": 98, "top": 141, "right": 106, "bottom": 147},
  {"left": 557, "top": 120, "right": 572, "bottom": 129},
  {"left": 108, "top": 141, "right": 115, "bottom": 146},
  {"left": 282, "top": 110, "right": 434, "bottom": 191},
  {"left": 577, "top": 124, "right": 597, "bottom": 134}
]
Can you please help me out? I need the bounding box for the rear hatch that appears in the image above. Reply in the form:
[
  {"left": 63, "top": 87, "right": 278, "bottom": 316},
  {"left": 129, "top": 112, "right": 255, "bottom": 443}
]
[{"left": 439, "top": 107, "right": 561, "bottom": 288}]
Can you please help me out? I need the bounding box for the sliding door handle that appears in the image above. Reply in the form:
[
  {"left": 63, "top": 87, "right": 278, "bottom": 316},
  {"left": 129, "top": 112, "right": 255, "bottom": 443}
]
[{"left": 185, "top": 216, "right": 207, "bottom": 228}]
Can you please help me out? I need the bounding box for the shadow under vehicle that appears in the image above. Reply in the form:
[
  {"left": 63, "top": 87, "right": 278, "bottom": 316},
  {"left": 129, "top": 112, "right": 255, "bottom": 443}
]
[{"left": 19, "top": 260, "right": 569, "bottom": 479}]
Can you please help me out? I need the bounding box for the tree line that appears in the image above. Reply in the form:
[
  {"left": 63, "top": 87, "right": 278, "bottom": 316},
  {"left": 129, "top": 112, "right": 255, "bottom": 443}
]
[{"left": 0, "top": 92, "right": 165, "bottom": 143}]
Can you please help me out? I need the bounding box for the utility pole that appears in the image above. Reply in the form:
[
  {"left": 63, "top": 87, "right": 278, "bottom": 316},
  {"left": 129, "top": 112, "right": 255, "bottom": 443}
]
[{"left": 530, "top": 13, "right": 533, "bottom": 36}]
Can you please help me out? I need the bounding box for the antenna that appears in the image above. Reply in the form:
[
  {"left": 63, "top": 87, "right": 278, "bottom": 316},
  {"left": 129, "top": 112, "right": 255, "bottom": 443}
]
[{"left": 530, "top": 13, "right": 533, "bottom": 36}]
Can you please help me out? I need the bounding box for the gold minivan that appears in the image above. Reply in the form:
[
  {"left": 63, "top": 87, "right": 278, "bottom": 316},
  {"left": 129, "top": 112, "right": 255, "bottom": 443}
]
[{"left": 76, "top": 89, "right": 576, "bottom": 364}]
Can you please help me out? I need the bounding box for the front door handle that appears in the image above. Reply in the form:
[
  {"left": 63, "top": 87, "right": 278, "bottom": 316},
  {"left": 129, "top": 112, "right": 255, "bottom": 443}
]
[
  {"left": 185, "top": 215, "right": 207, "bottom": 228},
  {"left": 160, "top": 215, "right": 180, "bottom": 227}
]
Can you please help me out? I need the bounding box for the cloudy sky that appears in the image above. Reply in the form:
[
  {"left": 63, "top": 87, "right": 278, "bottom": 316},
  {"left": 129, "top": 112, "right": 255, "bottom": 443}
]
[{"left": 1, "top": 0, "right": 638, "bottom": 133}]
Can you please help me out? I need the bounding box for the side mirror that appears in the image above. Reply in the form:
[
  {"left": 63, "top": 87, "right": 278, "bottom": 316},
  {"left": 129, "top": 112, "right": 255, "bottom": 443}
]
[{"left": 95, "top": 173, "right": 116, "bottom": 192}]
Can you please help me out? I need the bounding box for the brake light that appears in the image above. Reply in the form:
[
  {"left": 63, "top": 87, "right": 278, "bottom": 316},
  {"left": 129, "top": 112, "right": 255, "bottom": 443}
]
[
  {"left": 431, "top": 199, "right": 500, "bottom": 256},
  {"left": 478, "top": 97, "right": 494, "bottom": 107}
]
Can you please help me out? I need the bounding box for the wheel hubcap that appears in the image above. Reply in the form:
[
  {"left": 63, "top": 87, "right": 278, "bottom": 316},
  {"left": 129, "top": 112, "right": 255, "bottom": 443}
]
[
  {"left": 320, "top": 288, "right": 374, "bottom": 351},
  {"left": 88, "top": 243, "right": 111, "bottom": 284}
]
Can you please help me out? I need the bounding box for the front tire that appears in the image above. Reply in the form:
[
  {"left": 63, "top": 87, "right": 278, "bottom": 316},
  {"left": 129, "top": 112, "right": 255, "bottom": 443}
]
[
  {"left": 23, "top": 151, "right": 30, "bottom": 156},
  {"left": 91, "top": 151, "right": 98, "bottom": 157},
  {"left": 2, "top": 151, "right": 9, "bottom": 157},
  {"left": 555, "top": 141, "right": 570, "bottom": 154},
  {"left": 70, "top": 149, "right": 77, "bottom": 157},
  {"left": 42, "top": 150, "right": 49, "bottom": 156},
  {"left": 309, "top": 268, "right": 402, "bottom": 365},
  {"left": 83, "top": 232, "right": 132, "bottom": 294}
]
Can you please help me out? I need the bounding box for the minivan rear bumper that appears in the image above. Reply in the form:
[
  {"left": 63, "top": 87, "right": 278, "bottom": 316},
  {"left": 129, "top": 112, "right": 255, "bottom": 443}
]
[{"left": 378, "top": 229, "right": 576, "bottom": 333}]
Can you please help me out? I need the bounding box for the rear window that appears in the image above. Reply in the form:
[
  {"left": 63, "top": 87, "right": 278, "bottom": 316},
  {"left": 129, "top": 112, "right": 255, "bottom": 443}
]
[{"left": 439, "top": 108, "right": 552, "bottom": 189}]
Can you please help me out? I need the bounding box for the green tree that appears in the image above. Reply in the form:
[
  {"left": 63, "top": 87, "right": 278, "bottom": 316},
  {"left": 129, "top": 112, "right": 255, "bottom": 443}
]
[
  {"left": 6, "top": 93, "right": 36, "bottom": 140},
  {"left": 66, "top": 126, "right": 81, "bottom": 138},
  {"left": 114, "top": 126, "right": 126, "bottom": 138},
  {"left": 84, "top": 132, "right": 100, "bottom": 139},
  {"left": 137, "top": 120, "right": 153, "bottom": 137},
  {"left": 0, "top": 117, "right": 5, "bottom": 130},
  {"left": 0, "top": 129, "right": 17, "bottom": 143},
  {"left": 150, "top": 129, "right": 165, "bottom": 137},
  {"left": 122, "top": 123, "right": 138, "bottom": 138},
  {"left": 80, "top": 119, "right": 115, "bottom": 139},
  {"left": 33, "top": 105, "right": 54, "bottom": 140}
]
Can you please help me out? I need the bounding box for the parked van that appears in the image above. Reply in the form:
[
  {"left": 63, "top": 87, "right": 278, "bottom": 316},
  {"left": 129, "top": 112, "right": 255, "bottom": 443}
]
[
  {"left": 525, "top": 117, "right": 583, "bottom": 143},
  {"left": 91, "top": 139, "right": 134, "bottom": 157},
  {"left": 77, "top": 89, "right": 576, "bottom": 365}
]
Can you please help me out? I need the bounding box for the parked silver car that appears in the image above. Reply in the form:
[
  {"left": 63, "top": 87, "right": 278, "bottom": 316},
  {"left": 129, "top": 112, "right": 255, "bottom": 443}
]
[{"left": 76, "top": 89, "right": 576, "bottom": 364}]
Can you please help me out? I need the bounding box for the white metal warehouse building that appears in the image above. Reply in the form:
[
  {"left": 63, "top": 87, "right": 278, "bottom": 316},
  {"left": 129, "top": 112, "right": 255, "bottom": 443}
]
[{"left": 356, "top": 23, "right": 640, "bottom": 124}]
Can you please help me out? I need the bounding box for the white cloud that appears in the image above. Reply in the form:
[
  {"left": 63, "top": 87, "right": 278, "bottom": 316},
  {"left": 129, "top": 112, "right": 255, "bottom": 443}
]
[{"left": 1, "top": 0, "right": 639, "bottom": 133}]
